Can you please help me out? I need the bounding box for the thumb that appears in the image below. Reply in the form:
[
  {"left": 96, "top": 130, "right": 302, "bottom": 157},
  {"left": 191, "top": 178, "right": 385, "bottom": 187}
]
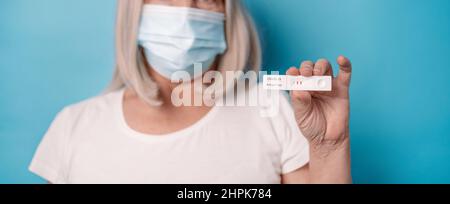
[{"left": 337, "top": 56, "right": 353, "bottom": 87}]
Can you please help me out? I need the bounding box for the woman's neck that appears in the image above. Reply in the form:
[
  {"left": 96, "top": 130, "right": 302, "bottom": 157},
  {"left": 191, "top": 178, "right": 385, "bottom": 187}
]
[{"left": 147, "top": 67, "right": 181, "bottom": 107}]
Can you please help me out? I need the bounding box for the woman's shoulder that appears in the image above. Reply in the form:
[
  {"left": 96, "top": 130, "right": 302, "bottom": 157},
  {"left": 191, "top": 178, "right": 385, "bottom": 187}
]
[{"left": 56, "top": 89, "right": 123, "bottom": 123}]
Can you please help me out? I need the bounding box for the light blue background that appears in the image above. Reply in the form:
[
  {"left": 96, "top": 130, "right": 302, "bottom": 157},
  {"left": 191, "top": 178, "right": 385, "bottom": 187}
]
[{"left": 1, "top": 0, "right": 449, "bottom": 184}]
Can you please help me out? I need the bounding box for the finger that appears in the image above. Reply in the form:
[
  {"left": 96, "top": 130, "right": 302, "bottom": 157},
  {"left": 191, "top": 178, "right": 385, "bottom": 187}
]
[
  {"left": 299, "top": 61, "right": 314, "bottom": 77},
  {"left": 289, "top": 64, "right": 312, "bottom": 111},
  {"left": 291, "top": 89, "right": 312, "bottom": 113},
  {"left": 286, "top": 67, "right": 300, "bottom": 76},
  {"left": 314, "top": 59, "right": 333, "bottom": 76},
  {"left": 337, "top": 55, "right": 352, "bottom": 86}
]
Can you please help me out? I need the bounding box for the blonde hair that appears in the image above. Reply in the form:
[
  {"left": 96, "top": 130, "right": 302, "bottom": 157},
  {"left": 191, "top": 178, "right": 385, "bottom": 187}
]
[{"left": 107, "top": 0, "right": 261, "bottom": 105}]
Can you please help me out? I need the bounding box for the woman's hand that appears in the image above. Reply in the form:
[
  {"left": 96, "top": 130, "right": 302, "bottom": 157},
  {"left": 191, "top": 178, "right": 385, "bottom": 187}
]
[
  {"left": 283, "top": 56, "right": 352, "bottom": 183},
  {"left": 287, "top": 56, "right": 352, "bottom": 153}
]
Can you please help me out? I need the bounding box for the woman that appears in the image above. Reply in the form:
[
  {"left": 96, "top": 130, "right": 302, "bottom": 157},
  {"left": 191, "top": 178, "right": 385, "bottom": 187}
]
[{"left": 30, "top": 0, "right": 352, "bottom": 184}]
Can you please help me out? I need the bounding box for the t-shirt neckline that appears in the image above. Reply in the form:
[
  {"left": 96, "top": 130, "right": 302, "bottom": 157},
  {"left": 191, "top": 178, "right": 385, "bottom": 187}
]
[{"left": 114, "top": 88, "right": 219, "bottom": 143}]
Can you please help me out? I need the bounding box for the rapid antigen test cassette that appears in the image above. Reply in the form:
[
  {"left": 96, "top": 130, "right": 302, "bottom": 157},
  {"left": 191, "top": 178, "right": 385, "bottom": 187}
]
[{"left": 263, "top": 75, "right": 332, "bottom": 91}]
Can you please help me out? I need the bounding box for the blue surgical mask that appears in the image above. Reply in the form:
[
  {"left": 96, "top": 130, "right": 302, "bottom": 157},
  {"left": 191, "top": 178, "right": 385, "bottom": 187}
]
[{"left": 138, "top": 5, "right": 227, "bottom": 79}]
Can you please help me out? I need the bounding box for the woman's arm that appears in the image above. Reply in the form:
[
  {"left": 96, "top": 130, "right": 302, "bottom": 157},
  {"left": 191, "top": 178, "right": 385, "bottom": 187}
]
[
  {"left": 308, "top": 140, "right": 352, "bottom": 184},
  {"left": 282, "top": 140, "right": 351, "bottom": 184},
  {"left": 283, "top": 56, "right": 353, "bottom": 184}
]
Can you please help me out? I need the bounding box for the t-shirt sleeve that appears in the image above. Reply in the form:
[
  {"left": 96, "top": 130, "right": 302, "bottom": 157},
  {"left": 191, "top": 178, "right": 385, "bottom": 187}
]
[
  {"left": 29, "top": 108, "right": 71, "bottom": 184},
  {"left": 271, "top": 91, "right": 310, "bottom": 174}
]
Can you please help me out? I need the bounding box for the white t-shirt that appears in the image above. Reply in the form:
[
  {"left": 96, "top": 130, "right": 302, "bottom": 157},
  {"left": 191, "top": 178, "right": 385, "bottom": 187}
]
[{"left": 29, "top": 84, "right": 309, "bottom": 184}]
